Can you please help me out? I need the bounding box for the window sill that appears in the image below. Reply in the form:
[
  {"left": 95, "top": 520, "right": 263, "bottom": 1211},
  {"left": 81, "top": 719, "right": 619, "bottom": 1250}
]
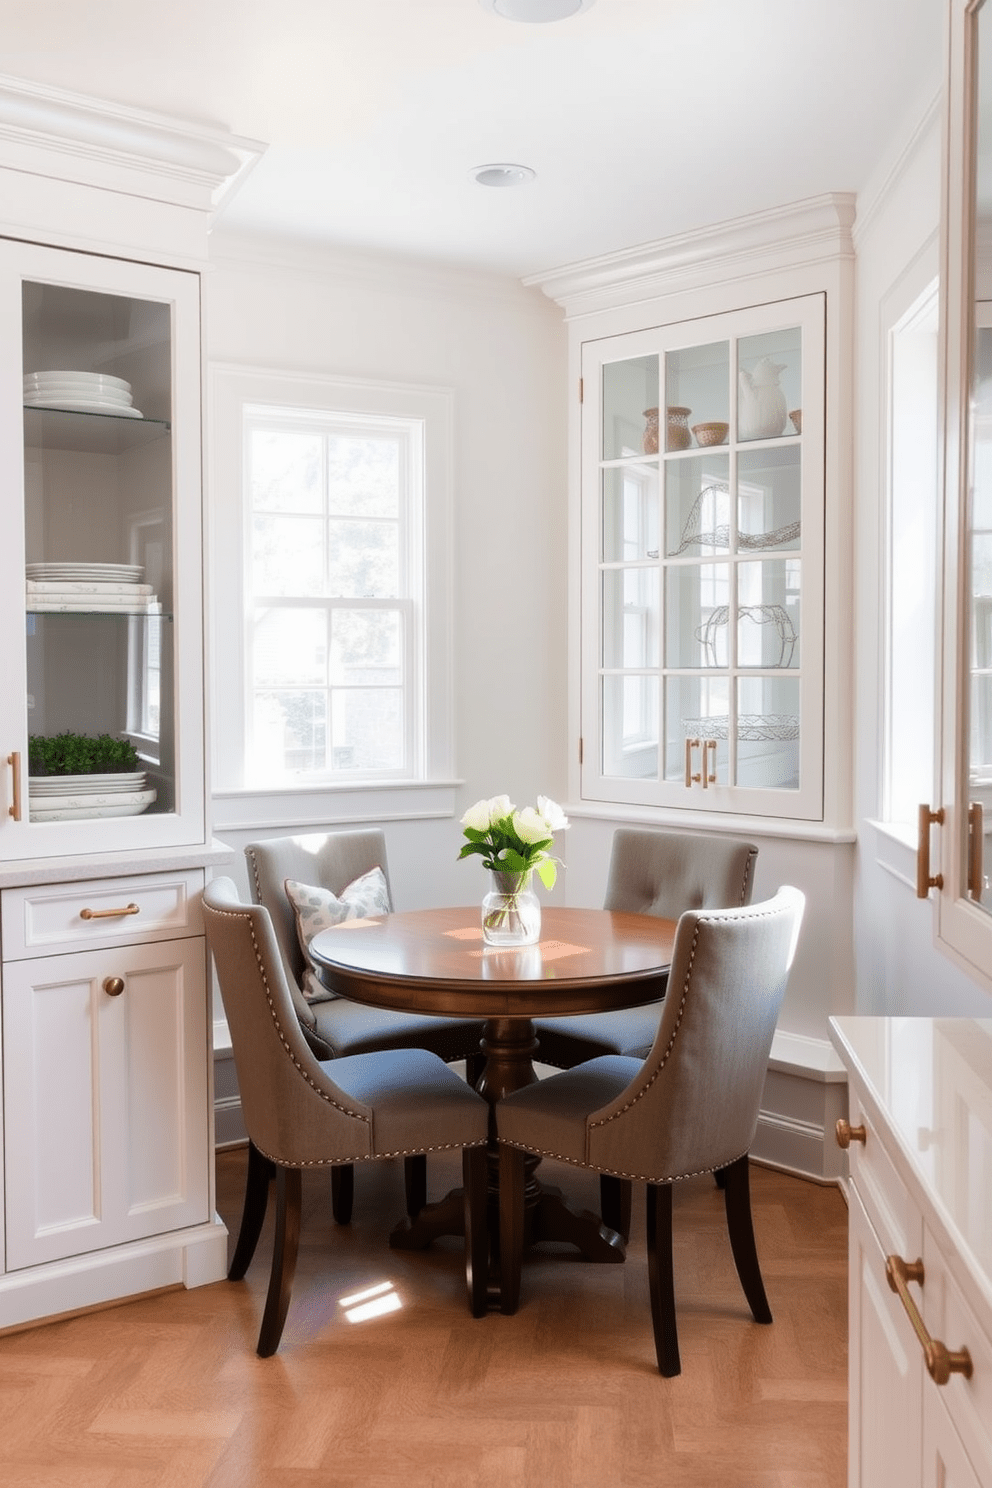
[
  {"left": 563, "top": 798, "right": 857, "bottom": 844},
  {"left": 211, "top": 778, "right": 462, "bottom": 833}
]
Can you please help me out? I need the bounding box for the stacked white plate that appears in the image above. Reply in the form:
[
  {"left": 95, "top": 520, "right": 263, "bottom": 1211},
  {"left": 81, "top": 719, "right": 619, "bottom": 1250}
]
[
  {"left": 23, "top": 370, "right": 143, "bottom": 418},
  {"left": 26, "top": 561, "right": 159, "bottom": 612},
  {"left": 28, "top": 771, "right": 156, "bottom": 822}
]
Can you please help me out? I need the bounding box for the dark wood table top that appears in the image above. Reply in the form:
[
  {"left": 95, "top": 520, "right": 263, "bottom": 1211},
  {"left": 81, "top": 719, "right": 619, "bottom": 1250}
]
[{"left": 309, "top": 904, "right": 676, "bottom": 1019}]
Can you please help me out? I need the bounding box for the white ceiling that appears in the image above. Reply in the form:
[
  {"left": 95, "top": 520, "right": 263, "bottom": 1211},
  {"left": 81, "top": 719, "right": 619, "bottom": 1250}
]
[{"left": 1, "top": 0, "right": 944, "bottom": 279}]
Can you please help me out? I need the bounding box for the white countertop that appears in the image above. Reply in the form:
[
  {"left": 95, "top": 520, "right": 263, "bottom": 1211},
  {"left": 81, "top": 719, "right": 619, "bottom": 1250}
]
[{"left": 829, "top": 1015, "right": 992, "bottom": 1327}]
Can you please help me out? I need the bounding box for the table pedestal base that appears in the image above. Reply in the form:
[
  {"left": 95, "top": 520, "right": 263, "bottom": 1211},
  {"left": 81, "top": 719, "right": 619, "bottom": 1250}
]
[{"left": 389, "top": 1014, "right": 625, "bottom": 1308}]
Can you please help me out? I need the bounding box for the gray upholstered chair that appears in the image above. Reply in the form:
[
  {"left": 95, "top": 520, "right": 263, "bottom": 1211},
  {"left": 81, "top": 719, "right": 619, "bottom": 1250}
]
[
  {"left": 202, "top": 876, "right": 489, "bottom": 1357},
  {"left": 534, "top": 827, "right": 758, "bottom": 1238},
  {"left": 497, "top": 886, "right": 804, "bottom": 1376},
  {"left": 534, "top": 827, "right": 758, "bottom": 1070},
  {"left": 245, "top": 830, "right": 487, "bottom": 1218}
]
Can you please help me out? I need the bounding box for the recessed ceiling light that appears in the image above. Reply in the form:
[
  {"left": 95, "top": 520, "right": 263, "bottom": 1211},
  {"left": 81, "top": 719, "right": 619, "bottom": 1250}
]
[
  {"left": 471, "top": 163, "right": 536, "bottom": 187},
  {"left": 478, "top": 0, "right": 596, "bottom": 22}
]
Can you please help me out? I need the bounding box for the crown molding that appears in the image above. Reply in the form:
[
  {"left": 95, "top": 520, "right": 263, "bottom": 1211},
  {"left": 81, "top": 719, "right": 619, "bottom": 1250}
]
[
  {"left": 0, "top": 73, "right": 264, "bottom": 216},
  {"left": 208, "top": 227, "right": 552, "bottom": 311},
  {"left": 524, "top": 192, "right": 857, "bottom": 318}
]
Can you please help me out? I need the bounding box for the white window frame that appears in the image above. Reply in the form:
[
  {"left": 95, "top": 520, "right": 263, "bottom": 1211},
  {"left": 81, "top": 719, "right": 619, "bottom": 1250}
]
[{"left": 209, "top": 366, "right": 454, "bottom": 796}]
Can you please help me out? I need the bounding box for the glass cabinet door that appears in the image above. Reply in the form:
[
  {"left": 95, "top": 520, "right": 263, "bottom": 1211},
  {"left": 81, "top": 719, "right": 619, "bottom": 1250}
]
[
  {"left": 0, "top": 240, "right": 204, "bottom": 858},
  {"left": 582, "top": 295, "right": 824, "bottom": 819}
]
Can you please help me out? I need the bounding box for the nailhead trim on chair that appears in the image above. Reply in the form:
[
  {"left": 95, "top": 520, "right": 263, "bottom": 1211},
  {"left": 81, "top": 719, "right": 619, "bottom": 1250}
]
[
  {"left": 209, "top": 898, "right": 488, "bottom": 1168},
  {"left": 501, "top": 897, "right": 784, "bottom": 1184}
]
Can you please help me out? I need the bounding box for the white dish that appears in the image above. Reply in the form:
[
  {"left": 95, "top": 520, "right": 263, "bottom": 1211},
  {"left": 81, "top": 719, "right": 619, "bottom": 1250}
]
[
  {"left": 29, "top": 797, "right": 156, "bottom": 822},
  {"left": 25, "top": 387, "right": 133, "bottom": 406},
  {"left": 26, "top": 580, "right": 153, "bottom": 595},
  {"left": 23, "top": 397, "right": 144, "bottom": 417},
  {"left": 27, "top": 563, "right": 144, "bottom": 578},
  {"left": 28, "top": 788, "right": 156, "bottom": 811},
  {"left": 24, "top": 370, "right": 131, "bottom": 391},
  {"left": 29, "top": 772, "right": 146, "bottom": 792}
]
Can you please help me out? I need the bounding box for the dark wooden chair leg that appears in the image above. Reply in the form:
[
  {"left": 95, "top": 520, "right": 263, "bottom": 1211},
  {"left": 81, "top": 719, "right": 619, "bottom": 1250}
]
[
  {"left": 722, "top": 1154, "right": 772, "bottom": 1323},
  {"left": 331, "top": 1162, "right": 354, "bottom": 1225},
  {"left": 465, "top": 1052, "right": 486, "bottom": 1088},
  {"left": 600, "top": 1173, "right": 632, "bottom": 1241},
  {"left": 404, "top": 1153, "right": 428, "bottom": 1217},
  {"left": 646, "top": 1181, "right": 681, "bottom": 1377},
  {"left": 498, "top": 1144, "right": 526, "bottom": 1316},
  {"left": 257, "top": 1166, "right": 302, "bottom": 1358},
  {"left": 228, "top": 1140, "right": 276, "bottom": 1281},
  {"left": 714, "top": 1165, "right": 729, "bottom": 1189},
  {"left": 462, "top": 1144, "right": 490, "bottom": 1318}
]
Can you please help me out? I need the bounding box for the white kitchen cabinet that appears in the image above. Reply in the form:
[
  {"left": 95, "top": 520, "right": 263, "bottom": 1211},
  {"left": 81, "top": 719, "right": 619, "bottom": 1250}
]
[
  {"left": 578, "top": 295, "right": 825, "bottom": 820},
  {"left": 0, "top": 237, "right": 206, "bottom": 856},
  {"left": 830, "top": 1016, "right": 992, "bottom": 1488},
  {"left": 2, "top": 928, "right": 209, "bottom": 1271}
]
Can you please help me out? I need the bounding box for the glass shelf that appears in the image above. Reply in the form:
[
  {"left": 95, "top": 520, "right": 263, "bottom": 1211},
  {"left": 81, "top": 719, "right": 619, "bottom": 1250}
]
[{"left": 23, "top": 405, "right": 171, "bottom": 455}]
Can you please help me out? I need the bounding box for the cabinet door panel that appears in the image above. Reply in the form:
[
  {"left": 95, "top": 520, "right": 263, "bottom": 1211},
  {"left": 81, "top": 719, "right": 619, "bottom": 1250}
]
[
  {"left": 848, "top": 1187, "right": 922, "bottom": 1488},
  {"left": 3, "top": 936, "right": 209, "bottom": 1269}
]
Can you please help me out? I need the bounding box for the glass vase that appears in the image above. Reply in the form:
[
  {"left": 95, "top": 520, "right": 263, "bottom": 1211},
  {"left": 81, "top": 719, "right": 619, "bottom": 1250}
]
[{"left": 481, "top": 869, "right": 541, "bottom": 946}]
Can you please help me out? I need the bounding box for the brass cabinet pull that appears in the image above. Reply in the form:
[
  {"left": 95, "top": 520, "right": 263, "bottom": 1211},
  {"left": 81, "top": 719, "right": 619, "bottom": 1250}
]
[
  {"left": 7, "top": 751, "right": 21, "bottom": 821},
  {"left": 702, "top": 737, "right": 717, "bottom": 786},
  {"left": 968, "top": 801, "right": 984, "bottom": 900},
  {"left": 80, "top": 903, "right": 140, "bottom": 921},
  {"left": 684, "top": 737, "right": 701, "bottom": 787},
  {"left": 835, "top": 1118, "right": 867, "bottom": 1149},
  {"left": 885, "top": 1255, "right": 973, "bottom": 1385},
  {"left": 917, "top": 803, "right": 944, "bottom": 898},
  {"left": 102, "top": 976, "right": 125, "bottom": 997}
]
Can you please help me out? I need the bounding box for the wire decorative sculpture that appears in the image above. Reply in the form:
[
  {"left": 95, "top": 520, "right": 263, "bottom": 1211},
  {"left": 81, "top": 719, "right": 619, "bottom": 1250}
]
[
  {"left": 667, "top": 481, "right": 801, "bottom": 557},
  {"left": 695, "top": 603, "right": 798, "bottom": 668}
]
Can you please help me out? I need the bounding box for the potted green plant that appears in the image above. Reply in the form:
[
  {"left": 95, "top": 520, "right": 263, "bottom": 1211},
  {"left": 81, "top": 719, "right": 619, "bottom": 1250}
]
[{"left": 29, "top": 732, "right": 141, "bottom": 777}]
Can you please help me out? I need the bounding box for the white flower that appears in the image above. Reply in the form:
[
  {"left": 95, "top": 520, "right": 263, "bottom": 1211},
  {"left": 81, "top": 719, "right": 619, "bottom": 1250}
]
[
  {"left": 460, "top": 798, "right": 493, "bottom": 832},
  {"left": 513, "top": 806, "right": 551, "bottom": 845},
  {"left": 537, "top": 795, "right": 569, "bottom": 833}
]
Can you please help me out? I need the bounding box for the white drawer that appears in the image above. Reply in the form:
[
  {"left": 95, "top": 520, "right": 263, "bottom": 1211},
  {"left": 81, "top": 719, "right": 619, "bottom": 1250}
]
[
  {"left": 1, "top": 870, "right": 204, "bottom": 959},
  {"left": 848, "top": 1093, "right": 923, "bottom": 1261}
]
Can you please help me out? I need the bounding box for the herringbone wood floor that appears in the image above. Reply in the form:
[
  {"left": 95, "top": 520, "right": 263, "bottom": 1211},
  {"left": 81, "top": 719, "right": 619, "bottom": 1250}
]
[{"left": 0, "top": 1147, "right": 848, "bottom": 1488}]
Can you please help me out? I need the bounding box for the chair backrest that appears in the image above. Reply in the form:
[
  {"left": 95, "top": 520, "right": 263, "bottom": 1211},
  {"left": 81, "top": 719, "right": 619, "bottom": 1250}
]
[
  {"left": 586, "top": 886, "right": 804, "bottom": 1182},
  {"left": 202, "top": 876, "right": 375, "bottom": 1166},
  {"left": 602, "top": 826, "right": 757, "bottom": 919},
  {"left": 245, "top": 830, "right": 393, "bottom": 1024}
]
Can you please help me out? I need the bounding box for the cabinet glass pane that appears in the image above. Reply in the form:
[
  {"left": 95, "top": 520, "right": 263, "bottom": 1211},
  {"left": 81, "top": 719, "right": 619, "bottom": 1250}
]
[
  {"left": 738, "top": 447, "right": 802, "bottom": 552},
  {"left": 665, "top": 676, "right": 729, "bottom": 781},
  {"left": 738, "top": 327, "right": 802, "bottom": 441},
  {"left": 665, "top": 454, "right": 731, "bottom": 556},
  {"left": 602, "top": 355, "right": 659, "bottom": 460},
  {"left": 666, "top": 563, "right": 730, "bottom": 667},
  {"left": 602, "top": 569, "right": 660, "bottom": 668},
  {"left": 737, "top": 676, "right": 800, "bottom": 789},
  {"left": 664, "top": 341, "right": 730, "bottom": 450},
  {"left": 601, "top": 465, "right": 659, "bottom": 561},
  {"left": 602, "top": 675, "right": 658, "bottom": 779},
  {"left": 22, "top": 280, "right": 175, "bottom": 819},
  {"left": 738, "top": 559, "right": 801, "bottom": 668}
]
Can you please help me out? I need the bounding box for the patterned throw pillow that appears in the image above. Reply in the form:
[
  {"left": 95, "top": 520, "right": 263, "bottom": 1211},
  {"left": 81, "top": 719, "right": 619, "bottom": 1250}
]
[{"left": 285, "top": 867, "right": 390, "bottom": 1003}]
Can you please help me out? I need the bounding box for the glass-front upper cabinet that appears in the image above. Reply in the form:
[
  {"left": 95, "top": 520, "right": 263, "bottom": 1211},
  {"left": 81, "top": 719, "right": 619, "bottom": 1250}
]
[
  {"left": 580, "top": 295, "right": 825, "bottom": 820},
  {"left": 0, "top": 239, "right": 205, "bottom": 859}
]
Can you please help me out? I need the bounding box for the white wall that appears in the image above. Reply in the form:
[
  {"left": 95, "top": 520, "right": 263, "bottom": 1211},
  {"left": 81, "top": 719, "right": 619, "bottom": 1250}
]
[
  {"left": 852, "top": 99, "right": 992, "bottom": 1017},
  {"left": 203, "top": 235, "right": 568, "bottom": 912}
]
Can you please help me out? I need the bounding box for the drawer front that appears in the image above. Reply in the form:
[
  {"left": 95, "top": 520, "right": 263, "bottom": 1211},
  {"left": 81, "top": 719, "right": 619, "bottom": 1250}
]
[
  {"left": 1, "top": 870, "right": 204, "bottom": 959},
  {"left": 848, "top": 1091, "right": 923, "bottom": 1261}
]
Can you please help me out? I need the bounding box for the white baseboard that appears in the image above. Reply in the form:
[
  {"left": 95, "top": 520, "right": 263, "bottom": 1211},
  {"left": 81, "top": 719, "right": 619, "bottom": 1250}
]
[{"left": 0, "top": 1217, "right": 229, "bottom": 1334}]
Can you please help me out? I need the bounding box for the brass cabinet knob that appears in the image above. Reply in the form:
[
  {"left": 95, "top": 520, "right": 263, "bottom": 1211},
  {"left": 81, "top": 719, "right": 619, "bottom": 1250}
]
[
  {"left": 835, "top": 1118, "right": 867, "bottom": 1149},
  {"left": 103, "top": 976, "right": 125, "bottom": 997}
]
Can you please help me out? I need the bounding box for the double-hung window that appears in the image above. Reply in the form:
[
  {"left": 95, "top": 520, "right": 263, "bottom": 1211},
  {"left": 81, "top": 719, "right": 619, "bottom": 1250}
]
[{"left": 209, "top": 368, "right": 453, "bottom": 794}]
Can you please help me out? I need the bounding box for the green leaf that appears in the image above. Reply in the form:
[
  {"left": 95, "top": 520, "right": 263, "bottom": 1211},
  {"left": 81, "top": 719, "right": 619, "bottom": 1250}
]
[{"left": 536, "top": 858, "right": 557, "bottom": 890}]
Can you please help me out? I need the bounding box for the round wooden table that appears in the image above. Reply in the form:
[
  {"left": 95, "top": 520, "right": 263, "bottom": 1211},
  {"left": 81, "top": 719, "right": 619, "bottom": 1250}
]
[{"left": 309, "top": 905, "right": 676, "bottom": 1303}]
